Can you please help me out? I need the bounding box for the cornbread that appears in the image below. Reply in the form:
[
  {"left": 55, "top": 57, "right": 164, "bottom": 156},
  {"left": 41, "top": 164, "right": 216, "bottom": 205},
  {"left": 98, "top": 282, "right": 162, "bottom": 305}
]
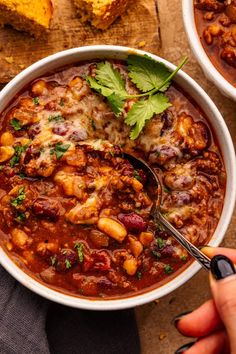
[
  {"left": 0, "top": 0, "right": 53, "bottom": 37},
  {"left": 73, "top": 0, "right": 129, "bottom": 29}
]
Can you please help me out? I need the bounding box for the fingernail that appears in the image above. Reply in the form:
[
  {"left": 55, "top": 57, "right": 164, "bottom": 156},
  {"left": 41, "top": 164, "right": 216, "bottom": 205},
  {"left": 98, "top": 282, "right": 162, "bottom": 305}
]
[
  {"left": 175, "top": 341, "right": 195, "bottom": 353},
  {"left": 172, "top": 311, "right": 192, "bottom": 328},
  {"left": 211, "top": 255, "right": 235, "bottom": 280}
]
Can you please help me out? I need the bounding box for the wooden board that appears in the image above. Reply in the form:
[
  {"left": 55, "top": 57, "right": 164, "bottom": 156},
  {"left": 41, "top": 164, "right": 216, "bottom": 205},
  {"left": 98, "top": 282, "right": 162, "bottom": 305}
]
[{"left": 0, "top": 0, "right": 160, "bottom": 83}]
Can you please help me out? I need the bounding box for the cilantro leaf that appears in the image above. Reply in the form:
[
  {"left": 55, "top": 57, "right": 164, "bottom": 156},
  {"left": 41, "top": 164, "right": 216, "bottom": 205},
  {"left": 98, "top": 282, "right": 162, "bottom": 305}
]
[
  {"left": 107, "top": 93, "right": 125, "bottom": 117},
  {"left": 48, "top": 114, "right": 64, "bottom": 122},
  {"left": 128, "top": 54, "right": 171, "bottom": 93},
  {"left": 11, "top": 187, "right": 26, "bottom": 207},
  {"left": 95, "top": 61, "right": 127, "bottom": 96},
  {"left": 87, "top": 62, "right": 127, "bottom": 115},
  {"left": 10, "top": 118, "right": 22, "bottom": 131},
  {"left": 51, "top": 143, "right": 70, "bottom": 160},
  {"left": 125, "top": 94, "right": 171, "bottom": 140},
  {"left": 87, "top": 76, "right": 114, "bottom": 97}
]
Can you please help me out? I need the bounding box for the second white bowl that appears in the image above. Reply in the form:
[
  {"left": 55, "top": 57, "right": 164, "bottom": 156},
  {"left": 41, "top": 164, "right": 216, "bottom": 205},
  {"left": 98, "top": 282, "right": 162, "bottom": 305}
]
[{"left": 182, "top": 0, "right": 236, "bottom": 101}]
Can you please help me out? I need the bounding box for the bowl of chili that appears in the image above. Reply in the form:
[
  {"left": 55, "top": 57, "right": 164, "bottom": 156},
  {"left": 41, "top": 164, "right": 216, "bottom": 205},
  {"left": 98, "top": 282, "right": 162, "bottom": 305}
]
[
  {"left": 0, "top": 45, "right": 235, "bottom": 310},
  {"left": 182, "top": 0, "right": 236, "bottom": 100}
]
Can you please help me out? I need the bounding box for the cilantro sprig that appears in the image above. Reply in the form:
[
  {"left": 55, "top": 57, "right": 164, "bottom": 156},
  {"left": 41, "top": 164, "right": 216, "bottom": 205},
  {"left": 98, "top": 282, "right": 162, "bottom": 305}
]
[{"left": 87, "top": 55, "right": 187, "bottom": 139}]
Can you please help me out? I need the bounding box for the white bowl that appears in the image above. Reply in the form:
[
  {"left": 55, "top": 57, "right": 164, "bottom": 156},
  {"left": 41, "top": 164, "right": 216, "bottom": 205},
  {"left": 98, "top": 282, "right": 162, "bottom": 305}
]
[
  {"left": 0, "top": 45, "right": 235, "bottom": 310},
  {"left": 182, "top": 0, "right": 236, "bottom": 101}
]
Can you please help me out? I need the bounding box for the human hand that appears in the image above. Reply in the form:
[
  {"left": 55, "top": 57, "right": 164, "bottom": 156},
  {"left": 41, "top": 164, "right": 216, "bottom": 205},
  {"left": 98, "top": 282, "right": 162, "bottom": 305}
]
[{"left": 174, "top": 247, "right": 236, "bottom": 354}]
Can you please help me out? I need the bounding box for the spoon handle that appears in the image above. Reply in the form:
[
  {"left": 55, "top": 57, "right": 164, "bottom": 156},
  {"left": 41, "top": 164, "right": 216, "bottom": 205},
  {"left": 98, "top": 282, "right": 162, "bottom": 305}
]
[{"left": 158, "top": 213, "right": 211, "bottom": 271}]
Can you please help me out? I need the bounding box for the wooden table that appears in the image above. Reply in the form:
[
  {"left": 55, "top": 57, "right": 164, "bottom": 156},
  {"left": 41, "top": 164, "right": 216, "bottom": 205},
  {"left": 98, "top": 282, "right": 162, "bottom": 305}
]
[{"left": 0, "top": 1, "right": 236, "bottom": 353}]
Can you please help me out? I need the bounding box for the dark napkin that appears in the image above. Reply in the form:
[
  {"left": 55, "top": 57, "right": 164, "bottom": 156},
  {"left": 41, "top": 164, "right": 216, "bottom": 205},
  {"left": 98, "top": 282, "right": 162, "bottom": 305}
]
[
  {"left": 0, "top": 266, "right": 49, "bottom": 354},
  {"left": 0, "top": 266, "right": 140, "bottom": 354}
]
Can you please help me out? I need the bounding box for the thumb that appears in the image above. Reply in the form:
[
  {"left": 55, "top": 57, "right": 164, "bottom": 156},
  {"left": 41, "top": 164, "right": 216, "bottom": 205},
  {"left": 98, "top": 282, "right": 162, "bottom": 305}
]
[{"left": 210, "top": 255, "right": 236, "bottom": 354}]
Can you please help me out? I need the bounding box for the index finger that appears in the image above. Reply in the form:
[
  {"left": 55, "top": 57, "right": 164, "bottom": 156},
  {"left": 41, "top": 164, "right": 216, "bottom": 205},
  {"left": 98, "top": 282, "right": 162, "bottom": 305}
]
[{"left": 201, "top": 247, "right": 236, "bottom": 262}]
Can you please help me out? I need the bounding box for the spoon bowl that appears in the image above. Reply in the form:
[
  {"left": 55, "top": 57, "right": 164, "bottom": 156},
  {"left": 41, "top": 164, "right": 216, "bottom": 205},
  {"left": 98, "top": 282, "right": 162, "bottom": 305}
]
[{"left": 124, "top": 152, "right": 211, "bottom": 271}]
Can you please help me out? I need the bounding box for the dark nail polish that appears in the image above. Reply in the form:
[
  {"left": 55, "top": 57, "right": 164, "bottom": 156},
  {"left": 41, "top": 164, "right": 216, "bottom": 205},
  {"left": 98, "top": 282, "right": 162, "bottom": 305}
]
[
  {"left": 211, "top": 255, "right": 236, "bottom": 280},
  {"left": 175, "top": 341, "right": 195, "bottom": 354},
  {"left": 172, "top": 311, "right": 192, "bottom": 327}
]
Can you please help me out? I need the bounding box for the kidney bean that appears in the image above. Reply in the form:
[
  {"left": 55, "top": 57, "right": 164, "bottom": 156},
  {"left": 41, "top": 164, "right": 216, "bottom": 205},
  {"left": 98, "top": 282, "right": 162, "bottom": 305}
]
[
  {"left": 122, "top": 161, "right": 134, "bottom": 177},
  {"left": 24, "top": 145, "right": 40, "bottom": 164},
  {"left": 92, "top": 251, "right": 111, "bottom": 271},
  {"left": 97, "top": 277, "right": 114, "bottom": 290},
  {"left": 118, "top": 212, "right": 147, "bottom": 234},
  {"left": 155, "top": 230, "right": 170, "bottom": 239},
  {"left": 54, "top": 249, "right": 77, "bottom": 272},
  {"left": 52, "top": 124, "right": 68, "bottom": 136},
  {"left": 32, "top": 198, "right": 60, "bottom": 220},
  {"left": 159, "top": 245, "right": 175, "bottom": 258},
  {"left": 28, "top": 123, "right": 41, "bottom": 138},
  {"left": 161, "top": 111, "right": 173, "bottom": 134},
  {"left": 69, "top": 129, "right": 88, "bottom": 142}
]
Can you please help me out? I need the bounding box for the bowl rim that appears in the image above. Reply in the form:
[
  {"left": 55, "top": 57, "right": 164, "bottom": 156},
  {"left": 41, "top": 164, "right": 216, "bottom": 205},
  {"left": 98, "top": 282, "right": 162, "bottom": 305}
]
[
  {"left": 0, "top": 45, "right": 235, "bottom": 310},
  {"left": 182, "top": 0, "right": 236, "bottom": 101}
]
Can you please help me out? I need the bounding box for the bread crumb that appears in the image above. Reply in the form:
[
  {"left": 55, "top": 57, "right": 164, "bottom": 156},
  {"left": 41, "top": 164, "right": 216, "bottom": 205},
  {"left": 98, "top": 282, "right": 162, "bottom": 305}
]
[
  {"left": 5, "top": 56, "right": 14, "bottom": 64},
  {"left": 6, "top": 242, "right": 13, "bottom": 251},
  {"left": 159, "top": 333, "right": 166, "bottom": 341},
  {"left": 19, "top": 64, "right": 26, "bottom": 69},
  {"left": 137, "top": 41, "right": 146, "bottom": 48},
  {"left": 154, "top": 299, "right": 160, "bottom": 304}
]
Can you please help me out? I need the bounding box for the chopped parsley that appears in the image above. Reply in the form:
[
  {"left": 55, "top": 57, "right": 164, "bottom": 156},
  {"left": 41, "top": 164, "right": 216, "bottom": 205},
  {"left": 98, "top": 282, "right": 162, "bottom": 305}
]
[
  {"left": 48, "top": 114, "right": 64, "bottom": 123},
  {"left": 33, "top": 97, "right": 40, "bottom": 105},
  {"left": 109, "top": 150, "right": 114, "bottom": 157},
  {"left": 9, "top": 143, "right": 30, "bottom": 167},
  {"left": 180, "top": 255, "right": 187, "bottom": 262},
  {"left": 15, "top": 212, "right": 26, "bottom": 223},
  {"left": 10, "top": 118, "right": 22, "bottom": 131},
  {"left": 18, "top": 173, "right": 26, "bottom": 179},
  {"left": 151, "top": 250, "right": 161, "bottom": 259},
  {"left": 59, "top": 98, "right": 65, "bottom": 107},
  {"left": 133, "top": 170, "right": 141, "bottom": 181},
  {"left": 11, "top": 187, "right": 26, "bottom": 207},
  {"left": 65, "top": 259, "right": 72, "bottom": 269},
  {"left": 156, "top": 237, "right": 165, "bottom": 249},
  {"left": 163, "top": 186, "right": 171, "bottom": 194},
  {"left": 0, "top": 166, "right": 4, "bottom": 171},
  {"left": 89, "top": 118, "right": 96, "bottom": 131},
  {"left": 136, "top": 271, "right": 142, "bottom": 280},
  {"left": 164, "top": 264, "right": 173, "bottom": 274},
  {"left": 74, "top": 242, "right": 84, "bottom": 263},
  {"left": 50, "top": 143, "right": 70, "bottom": 160},
  {"left": 51, "top": 256, "right": 57, "bottom": 266}
]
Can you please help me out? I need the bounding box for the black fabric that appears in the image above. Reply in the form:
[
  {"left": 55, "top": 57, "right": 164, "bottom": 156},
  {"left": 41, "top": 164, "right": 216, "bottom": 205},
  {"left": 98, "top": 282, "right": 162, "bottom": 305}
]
[
  {"left": 46, "top": 303, "right": 141, "bottom": 354},
  {"left": 0, "top": 265, "right": 140, "bottom": 354},
  {"left": 0, "top": 266, "right": 49, "bottom": 354}
]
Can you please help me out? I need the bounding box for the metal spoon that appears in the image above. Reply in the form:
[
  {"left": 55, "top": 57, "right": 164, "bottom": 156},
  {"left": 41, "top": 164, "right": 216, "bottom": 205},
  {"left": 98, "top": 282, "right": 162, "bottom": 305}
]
[{"left": 124, "top": 153, "right": 211, "bottom": 271}]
